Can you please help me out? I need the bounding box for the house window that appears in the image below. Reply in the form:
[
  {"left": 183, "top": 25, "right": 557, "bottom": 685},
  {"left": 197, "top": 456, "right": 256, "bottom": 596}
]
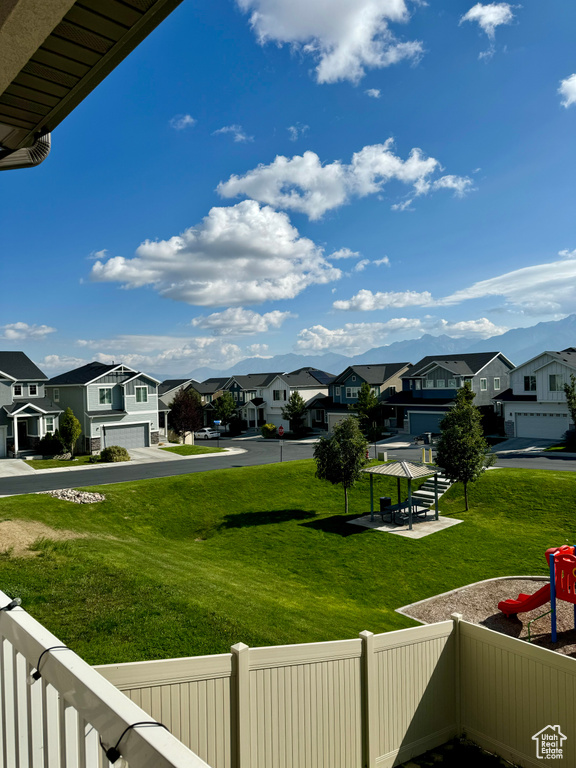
[
  {"left": 414, "top": 380, "right": 421, "bottom": 390},
  {"left": 524, "top": 376, "right": 536, "bottom": 391},
  {"left": 493, "top": 377, "right": 500, "bottom": 391},
  {"left": 29, "top": 384, "right": 38, "bottom": 396},
  {"left": 448, "top": 379, "right": 456, "bottom": 388},
  {"left": 549, "top": 375, "right": 563, "bottom": 392},
  {"left": 480, "top": 378, "right": 487, "bottom": 391},
  {"left": 45, "top": 416, "right": 55, "bottom": 433},
  {"left": 99, "top": 388, "right": 112, "bottom": 405},
  {"left": 425, "top": 380, "right": 434, "bottom": 388},
  {"left": 53, "top": 388, "right": 60, "bottom": 402},
  {"left": 346, "top": 387, "right": 360, "bottom": 399},
  {"left": 437, "top": 380, "right": 445, "bottom": 389},
  {"left": 314, "top": 410, "right": 324, "bottom": 421},
  {"left": 13, "top": 384, "right": 22, "bottom": 397},
  {"left": 273, "top": 390, "right": 287, "bottom": 401},
  {"left": 135, "top": 386, "right": 148, "bottom": 403},
  {"left": 351, "top": 376, "right": 356, "bottom": 381}
]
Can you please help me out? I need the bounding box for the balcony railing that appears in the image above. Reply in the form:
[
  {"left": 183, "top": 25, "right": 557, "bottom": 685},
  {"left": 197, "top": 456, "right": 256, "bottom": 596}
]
[{"left": 0, "top": 590, "right": 211, "bottom": 768}]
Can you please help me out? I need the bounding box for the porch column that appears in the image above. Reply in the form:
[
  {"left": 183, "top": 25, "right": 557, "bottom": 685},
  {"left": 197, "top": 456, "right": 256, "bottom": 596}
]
[{"left": 13, "top": 415, "right": 18, "bottom": 455}]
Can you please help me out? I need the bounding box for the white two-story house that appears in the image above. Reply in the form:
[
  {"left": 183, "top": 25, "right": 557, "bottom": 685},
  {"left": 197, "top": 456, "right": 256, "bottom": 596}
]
[
  {"left": 495, "top": 347, "right": 576, "bottom": 439},
  {"left": 0, "top": 352, "right": 62, "bottom": 457},
  {"left": 46, "top": 362, "right": 161, "bottom": 454}
]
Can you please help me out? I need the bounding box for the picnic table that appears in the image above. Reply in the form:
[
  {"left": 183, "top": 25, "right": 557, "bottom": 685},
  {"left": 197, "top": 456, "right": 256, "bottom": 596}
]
[{"left": 379, "top": 501, "right": 430, "bottom": 526}]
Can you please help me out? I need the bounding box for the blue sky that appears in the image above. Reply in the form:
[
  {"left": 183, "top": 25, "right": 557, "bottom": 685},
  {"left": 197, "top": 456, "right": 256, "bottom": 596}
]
[{"left": 2, "top": 0, "right": 576, "bottom": 375}]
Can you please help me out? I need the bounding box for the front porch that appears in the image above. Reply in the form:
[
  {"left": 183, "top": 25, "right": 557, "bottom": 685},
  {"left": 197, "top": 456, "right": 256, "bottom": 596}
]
[{"left": 2, "top": 400, "right": 61, "bottom": 457}]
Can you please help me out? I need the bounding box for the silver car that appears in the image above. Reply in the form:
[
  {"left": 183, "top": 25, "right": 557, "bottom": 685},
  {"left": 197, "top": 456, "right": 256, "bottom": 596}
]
[{"left": 194, "top": 428, "right": 220, "bottom": 440}]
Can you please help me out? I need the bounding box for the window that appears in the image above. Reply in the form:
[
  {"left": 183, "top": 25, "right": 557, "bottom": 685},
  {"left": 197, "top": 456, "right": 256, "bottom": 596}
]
[
  {"left": 549, "top": 374, "right": 563, "bottom": 392},
  {"left": 493, "top": 377, "right": 500, "bottom": 391},
  {"left": 524, "top": 376, "right": 536, "bottom": 391},
  {"left": 53, "top": 388, "right": 59, "bottom": 402},
  {"left": 13, "top": 384, "right": 22, "bottom": 397},
  {"left": 414, "top": 380, "right": 421, "bottom": 390},
  {"left": 135, "top": 386, "right": 148, "bottom": 403},
  {"left": 480, "top": 378, "right": 487, "bottom": 391},
  {"left": 346, "top": 387, "right": 360, "bottom": 399},
  {"left": 314, "top": 410, "right": 324, "bottom": 421},
  {"left": 448, "top": 379, "right": 456, "bottom": 388},
  {"left": 436, "top": 380, "right": 445, "bottom": 389},
  {"left": 273, "top": 390, "right": 281, "bottom": 401},
  {"left": 28, "top": 384, "right": 37, "bottom": 396},
  {"left": 351, "top": 376, "right": 356, "bottom": 381},
  {"left": 99, "top": 388, "right": 112, "bottom": 405},
  {"left": 425, "top": 380, "right": 434, "bottom": 388},
  {"left": 45, "top": 416, "right": 55, "bottom": 433}
]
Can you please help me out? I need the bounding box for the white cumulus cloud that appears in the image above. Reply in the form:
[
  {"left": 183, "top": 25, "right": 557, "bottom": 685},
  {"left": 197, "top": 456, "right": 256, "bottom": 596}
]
[
  {"left": 213, "top": 125, "right": 254, "bottom": 142},
  {"left": 90, "top": 201, "right": 342, "bottom": 307},
  {"left": 333, "top": 288, "right": 435, "bottom": 311},
  {"left": 191, "top": 307, "right": 295, "bottom": 335},
  {"left": 1, "top": 322, "right": 56, "bottom": 340},
  {"left": 365, "top": 88, "right": 381, "bottom": 98},
  {"left": 236, "top": 0, "right": 423, "bottom": 85},
  {"left": 460, "top": 3, "right": 517, "bottom": 40},
  {"left": 246, "top": 344, "right": 270, "bottom": 356},
  {"left": 559, "top": 74, "right": 576, "bottom": 108},
  {"left": 40, "top": 354, "right": 88, "bottom": 370},
  {"left": 218, "top": 139, "right": 473, "bottom": 220},
  {"left": 169, "top": 114, "right": 197, "bottom": 130}
]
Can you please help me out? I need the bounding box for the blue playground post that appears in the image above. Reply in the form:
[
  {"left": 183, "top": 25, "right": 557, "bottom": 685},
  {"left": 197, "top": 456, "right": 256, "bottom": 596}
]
[{"left": 550, "top": 551, "right": 557, "bottom": 643}]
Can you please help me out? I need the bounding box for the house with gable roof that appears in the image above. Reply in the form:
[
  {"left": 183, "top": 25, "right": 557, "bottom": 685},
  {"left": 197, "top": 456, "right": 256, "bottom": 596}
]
[
  {"left": 46, "top": 361, "right": 161, "bottom": 454},
  {"left": 494, "top": 347, "right": 576, "bottom": 439},
  {"left": 0, "top": 352, "right": 62, "bottom": 457},
  {"left": 386, "top": 352, "right": 514, "bottom": 434}
]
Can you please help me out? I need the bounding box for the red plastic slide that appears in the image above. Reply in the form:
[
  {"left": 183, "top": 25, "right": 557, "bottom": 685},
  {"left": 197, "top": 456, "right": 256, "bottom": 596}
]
[{"left": 498, "top": 584, "right": 551, "bottom": 616}]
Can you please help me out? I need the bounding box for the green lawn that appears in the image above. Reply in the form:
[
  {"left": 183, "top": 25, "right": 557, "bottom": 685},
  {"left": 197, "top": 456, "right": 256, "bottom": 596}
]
[
  {"left": 27, "top": 455, "right": 96, "bottom": 470},
  {"left": 0, "top": 461, "right": 573, "bottom": 665},
  {"left": 159, "top": 445, "right": 226, "bottom": 456}
]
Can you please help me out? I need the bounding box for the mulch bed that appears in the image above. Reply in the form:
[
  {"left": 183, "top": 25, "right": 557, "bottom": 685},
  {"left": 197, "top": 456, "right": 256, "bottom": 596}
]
[{"left": 402, "top": 577, "right": 576, "bottom": 657}]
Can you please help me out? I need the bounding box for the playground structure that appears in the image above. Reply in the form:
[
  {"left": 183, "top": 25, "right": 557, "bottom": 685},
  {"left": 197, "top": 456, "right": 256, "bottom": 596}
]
[{"left": 499, "top": 545, "right": 576, "bottom": 642}]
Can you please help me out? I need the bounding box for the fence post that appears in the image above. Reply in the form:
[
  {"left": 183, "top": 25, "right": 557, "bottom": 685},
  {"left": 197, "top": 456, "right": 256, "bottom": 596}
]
[
  {"left": 451, "top": 613, "right": 462, "bottom": 737},
  {"left": 360, "top": 630, "right": 377, "bottom": 768},
  {"left": 231, "top": 642, "right": 250, "bottom": 768}
]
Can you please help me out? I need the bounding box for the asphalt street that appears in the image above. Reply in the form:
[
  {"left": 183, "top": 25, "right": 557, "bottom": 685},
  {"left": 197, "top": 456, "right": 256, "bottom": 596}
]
[
  {"left": 0, "top": 439, "right": 317, "bottom": 496},
  {"left": 0, "top": 439, "right": 574, "bottom": 497}
]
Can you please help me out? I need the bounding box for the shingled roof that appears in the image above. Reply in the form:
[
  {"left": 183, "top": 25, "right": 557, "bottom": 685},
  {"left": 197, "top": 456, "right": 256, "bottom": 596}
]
[
  {"left": 403, "top": 352, "right": 511, "bottom": 378},
  {"left": 332, "top": 363, "right": 410, "bottom": 386},
  {"left": 0, "top": 351, "right": 48, "bottom": 381}
]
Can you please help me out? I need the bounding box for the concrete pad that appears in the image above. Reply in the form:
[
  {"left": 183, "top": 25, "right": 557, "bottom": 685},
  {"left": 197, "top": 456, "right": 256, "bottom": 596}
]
[
  {"left": 494, "top": 437, "right": 557, "bottom": 453},
  {"left": 0, "top": 459, "right": 37, "bottom": 477},
  {"left": 348, "top": 513, "right": 463, "bottom": 539}
]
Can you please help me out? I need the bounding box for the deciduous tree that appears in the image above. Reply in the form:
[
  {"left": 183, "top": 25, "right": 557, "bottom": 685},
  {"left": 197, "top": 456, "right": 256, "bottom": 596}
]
[
  {"left": 59, "top": 407, "right": 82, "bottom": 456},
  {"left": 435, "top": 382, "right": 494, "bottom": 510},
  {"left": 314, "top": 416, "right": 368, "bottom": 514},
  {"left": 213, "top": 391, "right": 237, "bottom": 427},
  {"left": 170, "top": 389, "right": 203, "bottom": 440},
  {"left": 352, "top": 381, "right": 379, "bottom": 433}
]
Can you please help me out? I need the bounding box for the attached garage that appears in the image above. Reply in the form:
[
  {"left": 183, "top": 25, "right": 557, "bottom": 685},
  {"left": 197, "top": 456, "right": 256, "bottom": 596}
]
[
  {"left": 515, "top": 412, "right": 569, "bottom": 440},
  {"left": 408, "top": 411, "right": 446, "bottom": 435},
  {"left": 102, "top": 423, "right": 149, "bottom": 450}
]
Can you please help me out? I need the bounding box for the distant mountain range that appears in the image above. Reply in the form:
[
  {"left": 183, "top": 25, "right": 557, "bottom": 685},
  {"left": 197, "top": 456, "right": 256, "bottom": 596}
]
[{"left": 168, "top": 314, "right": 576, "bottom": 383}]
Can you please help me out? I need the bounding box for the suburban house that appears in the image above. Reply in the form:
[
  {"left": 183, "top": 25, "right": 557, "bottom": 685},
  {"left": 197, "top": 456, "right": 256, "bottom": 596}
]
[
  {"left": 308, "top": 363, "right": 411, "bottom": 432},
  {"left": 46, "top": 362, "right": 161, "bottom": 454},
  {"left": 158, "top": 378, "right": 199, "bottom": 436},
  {"left": 0, "top": 352, "right": 62, "bottom": 457},
  {"left": 193, "top": 377, "right": 230, "bottom": 426},
  {"left": 386, "top": 352, "right": 515, "bottom": 434},
  {"left": 494, "top": 347, "right": 576, "bottom": 439}
]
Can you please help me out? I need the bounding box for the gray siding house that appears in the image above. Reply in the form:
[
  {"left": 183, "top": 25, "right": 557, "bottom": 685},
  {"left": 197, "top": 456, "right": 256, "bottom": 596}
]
[
  {"left": 46, "top": 362, "right": 161, "bottom": 454},
  {"left": 387, "top": 352, "right": 514, "bottom": 434},
  {"left": 0, "top": 352, "right": 62, "bottom": 457}
]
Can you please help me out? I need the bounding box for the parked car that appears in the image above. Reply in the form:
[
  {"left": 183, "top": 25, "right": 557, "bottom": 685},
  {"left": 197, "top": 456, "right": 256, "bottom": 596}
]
[{"left": 194, "top": 428, "right": 220, "bottom": 440}]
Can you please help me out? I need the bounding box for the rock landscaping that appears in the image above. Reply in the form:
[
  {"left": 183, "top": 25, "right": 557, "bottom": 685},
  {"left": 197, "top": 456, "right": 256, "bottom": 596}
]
[{"left": 37, "top": 489, "right": 105, "bottom": 504}]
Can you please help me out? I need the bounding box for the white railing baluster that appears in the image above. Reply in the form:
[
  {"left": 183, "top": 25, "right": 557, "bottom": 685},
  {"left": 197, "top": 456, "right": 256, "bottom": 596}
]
[
  {"left": 77, "top": 716, "right": 87, "bottom": 768},
  {"left": 0, "top": 637, "right": 6, "bottom": 768},
  {"left": 26, "top": 661, "right": 34, "bottom": 767},
  {"left": 12, "top": 646, "right": 20, "bottom": 767},
  {"left": 59, "top": 695, "right": 67, "bottom": 768}
]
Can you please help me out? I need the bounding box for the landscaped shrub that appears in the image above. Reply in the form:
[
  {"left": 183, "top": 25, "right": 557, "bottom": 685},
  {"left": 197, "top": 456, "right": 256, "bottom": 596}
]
[
  {"left": 261, "top": 423, "right": 277, "bottom": 438},
  {"left": 88, "top": 454, "right": 100, "bottom": 463},
  {"left": 100, "top": 445, "right": 130, "bottom": 463},
  {"left": 37, "top": 431, "right": 65, "bottom": 456}
]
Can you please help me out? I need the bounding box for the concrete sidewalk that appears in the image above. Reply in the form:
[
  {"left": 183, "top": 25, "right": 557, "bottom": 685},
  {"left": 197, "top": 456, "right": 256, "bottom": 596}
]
[{"left": 0, "top": 445, "right": 246, "bottom": 478}]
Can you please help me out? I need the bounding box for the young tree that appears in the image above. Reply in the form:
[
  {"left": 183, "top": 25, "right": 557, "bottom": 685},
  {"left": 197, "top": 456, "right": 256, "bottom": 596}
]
[
  {"left": 435, "top": 382, "right": 494, "bottom": 511},
  {"left": 59, "top": 407, "right": 82, "bottom": 456},
  {"left": 352, "top": 381, "right": 379, "bottom": 433},
  {"left": 170, "top": 389, "right": 203, "bottom": 441},
  {"left": 314, "top": 416, "right": 368, "bottom": 514},
  {"left": 213, "top": 391, "right": 237, "bottom": 428},
  {"left": 281, "top": 391, "right": 307, "bottom": 434}
]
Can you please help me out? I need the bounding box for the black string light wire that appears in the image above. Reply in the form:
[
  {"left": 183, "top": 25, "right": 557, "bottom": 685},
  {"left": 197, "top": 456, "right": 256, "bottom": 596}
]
[
  {"left": 0, "top": 597, "right": 21, "bottom": 611},
  {"left": 100, "top": 721, "right": 169, "bottom": 765},
  {"left": 27, "top": 645, "right": 69, "bottom": 685}
]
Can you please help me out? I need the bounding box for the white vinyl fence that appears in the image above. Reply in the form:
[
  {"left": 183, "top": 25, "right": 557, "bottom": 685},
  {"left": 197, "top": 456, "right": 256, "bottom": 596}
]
[{"left": 0, "top": 590, "right": 210, "bottom": 768}]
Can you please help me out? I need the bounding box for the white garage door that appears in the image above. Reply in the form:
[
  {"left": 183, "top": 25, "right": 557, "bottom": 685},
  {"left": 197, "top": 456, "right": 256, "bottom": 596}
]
[
  {"left": 103, "top": 424, "right": 149, "bottom": 449},
  {"left": 0, "top": 426, "right": 6, "bottom": 458},
  {"left": 328, "top": 413, "right": 348, "bottom": 431},
  {"left": 516, "top": 413, "right": 569, "bottom": 439}
]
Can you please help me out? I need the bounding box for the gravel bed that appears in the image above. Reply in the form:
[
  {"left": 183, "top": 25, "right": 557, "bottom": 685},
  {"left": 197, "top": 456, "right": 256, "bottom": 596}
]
[
  {"left": 37, "top": 489, "right": 106, "bottom": 504},
  {"left": 402, "top": 577, "right": 576, "bottom": 657}
]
